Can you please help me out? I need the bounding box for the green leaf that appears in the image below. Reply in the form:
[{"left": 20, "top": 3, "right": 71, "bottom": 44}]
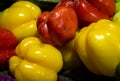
[
  {"left": 116, "top": 2, "right": 120, "bottom": 12},
  {"left": 116, "top": 62, "right": 120, "bottom": 81}
]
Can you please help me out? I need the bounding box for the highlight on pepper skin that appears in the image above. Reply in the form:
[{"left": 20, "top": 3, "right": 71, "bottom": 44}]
[{"left": 9, "top": 37, "right": 63, "bottom": 81}]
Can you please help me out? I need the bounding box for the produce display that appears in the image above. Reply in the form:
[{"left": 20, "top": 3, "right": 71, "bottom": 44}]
[{"left": 0, "top": 0, "right": 120, "bottom": 81}]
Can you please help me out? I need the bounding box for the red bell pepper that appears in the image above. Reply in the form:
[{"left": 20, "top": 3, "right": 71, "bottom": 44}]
[
  {"left": 37, "top": 6, "right": 78, "bottom": 46},
  {"left": 55, "top": 0, "right": 115, "bottom": 27},
  {"left": 0, "top": 28, "right": 18, "bottom": 69}
]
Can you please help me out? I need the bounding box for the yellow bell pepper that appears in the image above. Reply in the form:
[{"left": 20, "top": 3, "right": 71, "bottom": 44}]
[
  {"left": 75, "top": 19, "right": 120, "bottom": 77},
  {"left": 0, "top": 1, "right": 41, "bottom": 42},
  {"left": 9, "top": 37, "right": 63, "bottom": 81},
  {"left": 58, "top": 38, "right": 83, "bottom": 70}
]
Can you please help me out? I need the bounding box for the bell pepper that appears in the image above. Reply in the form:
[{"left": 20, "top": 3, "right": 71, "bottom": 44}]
[
  {"left": 37, "top": 6, "right": 78, "bottom": 46},
  {"left": 0, "top": 1, "right": 41, "bottom": 42},
  {"left": 9, "top": 37, "right": 63, "bottom": 81},
  {"left": 73, "top": 0, "right": 115, "bottom": 27},
  {"left": 0, "top": 28, "right": 18, "bottom": 69},
  {"left": 55, "top": 0, "right": 115, "bottom": 27},
  {"left": 58, "top": 38, "right": 83, "bottom": 70},
  {"left": 74, "top": 19, "right": 120, "bottom": 77}
]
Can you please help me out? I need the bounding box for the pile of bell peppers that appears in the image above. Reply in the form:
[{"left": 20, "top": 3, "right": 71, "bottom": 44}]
[
  {"left": 1, "top": 0, "right": 120, "bottom": 81},
  {"left": 73, "top": 1, "right": 120, "bottom": 80},
  {"left": 0, "top": 1, "right": 63, "bottom": 81}
]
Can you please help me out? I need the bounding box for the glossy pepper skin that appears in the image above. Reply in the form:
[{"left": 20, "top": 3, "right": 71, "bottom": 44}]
[
  {"left": 0, "top": 28, "right": 18, "bottom": 69},
  {"left": 0, "top": 1, "right": 41, "bottom": 42},
  {"left": 73, "top": 0, "right": 115, "bottom": 27},
  {"left": 55, "top": 0, "right": 115, "bottom": 27},
  {"left": 75, "top": 19, "right": 120, "bottom": 77},
  {"left": 9, "top": 37, "right": 63, "bottom": 81},
  {"left": 37, "top": 6, "right": 78, "bottom": 46}
]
